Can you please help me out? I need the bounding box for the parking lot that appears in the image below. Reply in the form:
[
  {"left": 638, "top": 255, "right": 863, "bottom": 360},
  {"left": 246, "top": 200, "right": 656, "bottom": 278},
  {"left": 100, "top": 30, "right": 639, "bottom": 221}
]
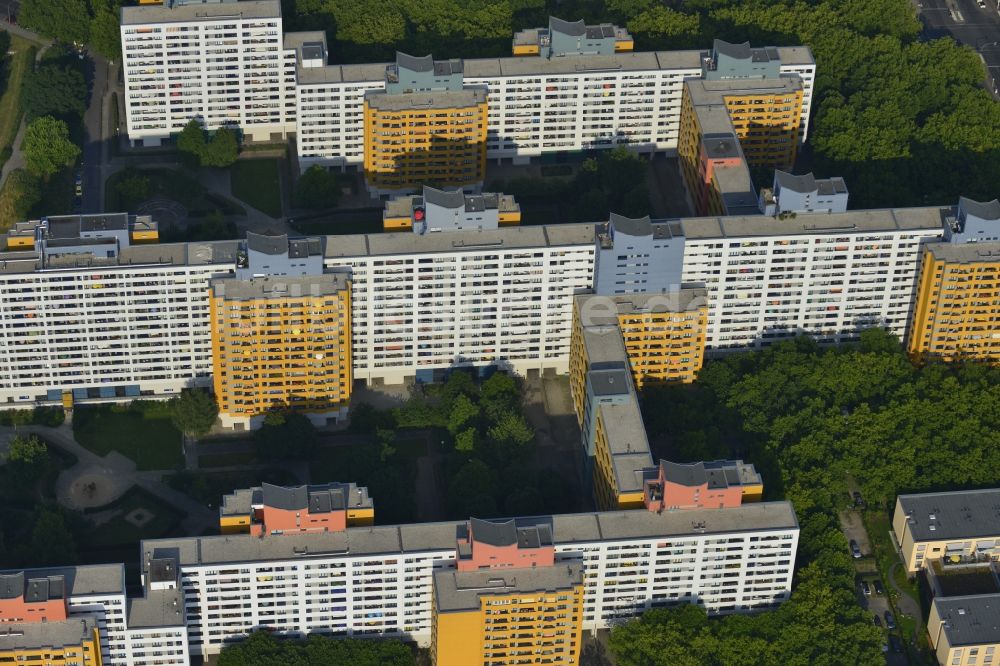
[{"left": 840, "top": 491, "right": 919, "bottom": 665}]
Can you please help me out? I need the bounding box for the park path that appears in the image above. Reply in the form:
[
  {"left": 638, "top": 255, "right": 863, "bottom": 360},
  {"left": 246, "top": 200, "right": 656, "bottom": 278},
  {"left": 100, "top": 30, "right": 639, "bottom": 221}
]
[
  {"left": 0, "top": 24, "right": 50, "bottom": 192},
  {"left": 888, "top": 562, "right": 925, "bottom": 636},
  {"left": 9, "top": 423, "right": 218, "bottom": 536}
]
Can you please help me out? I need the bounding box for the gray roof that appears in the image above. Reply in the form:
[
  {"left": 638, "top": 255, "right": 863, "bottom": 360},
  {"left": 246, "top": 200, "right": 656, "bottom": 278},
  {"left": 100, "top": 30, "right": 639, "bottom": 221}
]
[
  {"left": 959, "top": 197, "right": 1000, "bottom": 222},
  {"left": 0, "top": 617, "right": 98, "bottom": 651},
  {"left": 209, "top": 273, "right": 348, "bottom": 300},
  {"left": 434, "top": 563, "right": 582, "bottom": 612},
  {"left": 469, "top": 517, "right": 553, "bottom": 548},
  {"left": 589, "top": 366, "right": 631, "bottom": 397},
  {"left": 0, "top": 573, "right": 23, "bottom": 599},
  {"left": 714, "top": 39, "right": 752, "bottom": 60},
  {"left": 816, "top": 177, "right": 848, "bottom": 196},
  {"left": 148, "top": 558, "right": 177, "bottom": 585},
  {"left": 121, "top": 0, "right": 280, "bottom": 25},
  {"left": 774, "top": 170, "right": 817, "bottom": 194},
  {"left": 927, "top": 241, "right": 1000, "bottom": 264},
  {"left": 143, "top": 501, "right": 797, "bottom": 569},
  {"left": 678, "top": 206, "right": 948, "bottom": 240},
  {"left": 934, "top": 594, "right": 1000, "bottom": 647},
  {"left": 898, "top": 489, "right": 1000, "bottom": 542},
  {"left": 550, "top": 16, "right": 587, "bottom": 37},
  {"left": 246, "top": 232, "right": 289, "bottom": 256},
  {"left": 609, "top": 213, "right": 652, "bottom": 238},
  {"left": 423, "top": 186, "right": 467, "bottom": 210},
  {"left": 396, "top": 52, "right": 433, "bottom": 73},
  {"left": 364, "top": 87, "right": 487, "bottom": 111},
  {"left": 575, "top": 288, "right": 708, "bottom": 320},
  {"left": 0, "top": 566, "right": 123, "bottom": 598},
  {"left": 598, "top": 400, "right": 653, "bottom": 493},
  {"left": 260, "top": 482, "right": 364, "bottom": 512},
  {"left": 127, "top": 588, "right": 186, "bottom": 630}
]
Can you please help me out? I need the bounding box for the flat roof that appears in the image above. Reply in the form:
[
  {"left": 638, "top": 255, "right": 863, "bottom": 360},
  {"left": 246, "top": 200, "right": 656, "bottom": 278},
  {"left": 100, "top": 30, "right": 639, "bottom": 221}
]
[
  {"left": 679, "top": 206, "right": 948, "bottom": 240},
  {"left": 209, "top": 273, "right": 349, "bottom": 300},
  {"left": 364, "top": 87, "right": 488, "bottom": 112},
  {"left": 127, "top": 588, "right": 186, "bottom": 629},
  {"left": 598, "top": 399, "right": 653, "bottom": 493},
  {"left": 934, "top": 594, "right": 1000, "bottom": 647},
  {"left": 433, "top": 563, "right": 582, "bottom": 613},
  {"left": 0, "top": 617, "right": 98, "bottom": 652},
  {"left": 685, "top": 75, "right": 803, "bottom": 107},
  {"left": 122, "top": 0, "right": 281, "bottom": 25},
  {"left": 581, "top": 324, "right": 628, "bottom": 365},
  {"left": 575, "top": 289, "right": 708, "bottom": 319},
  {"left": 0, "top": 565, "right": 124, "bottom": 597},
  {"left": 927, "top": 242, "right": 1000, "bottom": 264},
  {"left": 898, "top": 489, "right": 1000, "bottom": 542},
  {"left": 142, "top": 501, "right": 797, "bottom": 568}
]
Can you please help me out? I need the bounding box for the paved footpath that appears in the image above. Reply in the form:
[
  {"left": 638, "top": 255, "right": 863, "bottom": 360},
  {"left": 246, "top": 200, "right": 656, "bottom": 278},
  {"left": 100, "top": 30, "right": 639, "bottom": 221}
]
[{"left": 9, "top": 423, "right": 218, "bottom": 535}]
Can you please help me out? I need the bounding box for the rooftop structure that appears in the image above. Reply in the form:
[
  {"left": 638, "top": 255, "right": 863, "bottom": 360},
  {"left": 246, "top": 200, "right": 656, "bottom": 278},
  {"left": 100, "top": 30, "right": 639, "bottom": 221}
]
[
  {"left": 512, "top": 16, "right": 633, "bottom": 58},
  {"left": 382, "top": 186, "right": 521, "bottom": 233},
  {"left": 644, "top": 459, "right": 764, "bottom": 511},
  {"left": 760, "top": 170, "right": 849, "bottom": 215},
  {"left": 945, "top": 197, "right": 1000, "bottom": 243},
  {"left": 220, "top": 482, "right": 374, "bottom": 535}
]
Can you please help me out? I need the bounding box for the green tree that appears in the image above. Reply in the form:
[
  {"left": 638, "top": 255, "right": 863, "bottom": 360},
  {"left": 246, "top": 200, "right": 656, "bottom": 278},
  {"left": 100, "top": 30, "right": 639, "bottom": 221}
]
[
  {"left": 486, "top": 411, "right": 533, "bottom": 447},
  {"left": 255, "top": 412, "right": 318, "bottom": 460},
  {"left": 479, "top": 371, "right": 520, "bottom": 420},
  {"left": 294, "top": 165, "right": 342, "bottom": 209},
  {"left": 169, "top": 389, "right": 218, "bottom": 437},
  {"left": 89, "top": 0, "right": 123, "bottom": 61},
  {"left": 376, "top": 427, "right": 396, "bottom": 462},
  {"left": 201, "top": 128, "right": 239, "bottom": 167},
  {"left": 0, "top": 170, "right": 42, "bottom": 231},
  {"left": 115, "top": 171, "right": 151, "bottom": 209},
  {"left": 7, "top": 435, "right": 48, "bottom": 468},
  {"left": 29, "top": 509, "right": 77, "bottom": 566},
  {"left": 19, "top": 0, "right": 91, "bottom": 44},
  {"left": 218, "top": 630, "right": 415, "bottom": 665},
  {"left": 447, "top": 393, "right": 480, "bottom": 436},
  {"left": 454, "top": 427, "right": 478, "bottom": 452},
  {"left": 22, "top": 65, "right": 87, "bottom": 120},
  {"left": 22, "top": 117, "right": 80, "bottom": 179},
  {"left": 176, "top": 119, "right": 207, "bottom": 165}
]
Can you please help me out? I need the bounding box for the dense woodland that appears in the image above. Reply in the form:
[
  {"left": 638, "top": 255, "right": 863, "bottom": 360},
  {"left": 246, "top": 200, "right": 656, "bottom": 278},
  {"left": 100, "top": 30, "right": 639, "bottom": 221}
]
[
  {"left": 216, "top": 631, "right": 415, "bottom": 665},
  {"left": 17, "top": 0, "right": 1000, "bottom": 208},
  {"left": 609, "top": 330, "right": 1000, "bottom": 664}
]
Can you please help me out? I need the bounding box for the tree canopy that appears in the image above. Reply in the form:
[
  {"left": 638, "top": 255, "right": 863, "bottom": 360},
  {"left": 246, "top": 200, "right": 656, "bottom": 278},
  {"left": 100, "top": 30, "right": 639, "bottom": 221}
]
[
  {"left": 177, "top": 120, "right": 240, "bottom": 168},
  {"left": 169, "top": 389, "right": 219, "bottom": 438},
  {"left": 217, "top": 631, "right": 414, "bottom": 666},
  {"left": 19, "top": 0, "right": 91, "bottom": 44},
  {"left": 612, "top": 329, "right": 1000, "bottom": 664},
  {"left": 22, "top": 117, "right": 80, "bottom": 179},
  {"left": 22, "top": 64, "right": 88, "bottom": 121},
  {"left": 294, "top": 165, "right": 342, "bottom": 210}
]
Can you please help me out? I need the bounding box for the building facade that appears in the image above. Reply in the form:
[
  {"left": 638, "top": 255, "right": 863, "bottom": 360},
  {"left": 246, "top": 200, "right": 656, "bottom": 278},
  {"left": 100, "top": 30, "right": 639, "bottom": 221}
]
[
  {"left": 928, "top": 594, "right": 1000, "bottom": 666},
  {"left": 141, "top": 500, "right": 798, "bottom": 658},
  {"left": 210, "top": 234, "right": 353, "bottom": 428},
  {"left": 120, "top": 0, "right": 297, "bottom": 146},
  {"left": 907, "top": 198, "right": 1000, "bottom": 364},
  {"left": 892, "top": 489, "right": 1000, "bottom": 574},
  {"left": 382, "top": 186, "right": 521, "bottom": 233}
]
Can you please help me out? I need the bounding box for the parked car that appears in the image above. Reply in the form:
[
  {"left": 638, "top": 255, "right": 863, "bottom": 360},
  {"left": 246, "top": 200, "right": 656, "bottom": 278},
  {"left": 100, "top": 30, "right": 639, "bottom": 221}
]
[
  {"left": 861, "top": 580, "right": 871, "bottom": 596},
  {"left": 873, "top": 579, "right": 885, "bottom": 595},
  {"left": 885, "top": 611, "right": 896, "bottom": 630},
  {"left": 850, "top": 539, "right": 862, "bottom": 559},
  {"left": 852, "top": 490, "right": 865, "bottom": 507},
  {"left": 889, "top": 635, "right": 903, "bottom": 653},
  {"left": 872, "top": 614, "right": 882, "bottom": 627}
]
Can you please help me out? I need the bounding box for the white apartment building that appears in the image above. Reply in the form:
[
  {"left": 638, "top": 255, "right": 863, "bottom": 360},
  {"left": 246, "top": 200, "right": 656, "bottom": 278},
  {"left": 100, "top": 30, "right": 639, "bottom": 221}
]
[
  {"left": 679, "top": 207, "right": 946, "bottom": 350},
  {"left": 323, "top": 225, "right": 596, "bottom": 384},
  {"left": 0, "top": 238, "right": 236, "bottom": 405},
  {"left": 120, "top": 0, "right": 297, "bottom": 146},
  {"left": 294, "top": 39, "right": 815, "bottom": 172},
  {"left": 142, "top": 501, "right": 798, "bottom": 657},
  {"left": 0, "top": 564, "right": 131, "bottom": 666}
]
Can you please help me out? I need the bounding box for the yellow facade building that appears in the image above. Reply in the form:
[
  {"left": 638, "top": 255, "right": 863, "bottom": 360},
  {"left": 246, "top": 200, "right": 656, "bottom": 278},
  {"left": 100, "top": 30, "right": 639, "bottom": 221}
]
[
  {"left": 892, "top": 489, "right": 1000, "bottom": 574},
  {"left": 929, "top": 595, "right": 1000, "bottom": 666},
  {"left": 363, "top": 53, "right": 488, "bottom": 195},
  {"left": 907, "top": 242, "right": 1000, "bottom": 364},
  {"left": 0, "top": 619, "right": 103, "bottom": 666},
  {"left": 210, "top": 271, "right": 352, "bottom": 429},
  {"left": 431, "top": 565, "right": 584, "bottom": 666}
]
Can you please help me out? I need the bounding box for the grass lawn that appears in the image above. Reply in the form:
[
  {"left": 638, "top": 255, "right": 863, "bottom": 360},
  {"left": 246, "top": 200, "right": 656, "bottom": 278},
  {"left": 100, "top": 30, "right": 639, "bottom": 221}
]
[
  {"left": 166, "top": 468, "right": 298, "bottom": 507},
  {"left": 73, "top": 403, "right": 184, "bottom": 471},
  {"left": 231, "top": 159, "right": 282, "bottom": 218},
  {"left": 104, "top": 167, "right": 245, "bottom": 217},
  {"left": 0, "top": 35, "right": 38, "bottom": 168},
  {"left": 85, "top": 486, "right": 185, "bottom": 547}
]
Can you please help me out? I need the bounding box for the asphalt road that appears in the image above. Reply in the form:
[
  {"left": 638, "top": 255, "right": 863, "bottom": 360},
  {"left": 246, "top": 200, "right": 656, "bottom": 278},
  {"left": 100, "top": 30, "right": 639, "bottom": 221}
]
[
  {"left": 916, "top": 0, "right": 1000, "bottom": 96},
  {"left": 82, "top": 54, "right": 110, "bottom": 214}
]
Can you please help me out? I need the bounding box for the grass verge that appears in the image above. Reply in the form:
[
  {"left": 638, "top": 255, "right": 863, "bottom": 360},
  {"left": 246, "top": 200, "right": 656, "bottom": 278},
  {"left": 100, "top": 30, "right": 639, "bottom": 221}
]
[
  {"left": 73, "top": 402, "right": 184, "bottom": 471},
  {"left": 231, "top": 159, "right": 282, "bottom": 218},
  {"left": 85, "top": 486, "right": 185, "bottom": 547},
  {"left": 0, "top": 35, "right": 37, "bottom": 170}
]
